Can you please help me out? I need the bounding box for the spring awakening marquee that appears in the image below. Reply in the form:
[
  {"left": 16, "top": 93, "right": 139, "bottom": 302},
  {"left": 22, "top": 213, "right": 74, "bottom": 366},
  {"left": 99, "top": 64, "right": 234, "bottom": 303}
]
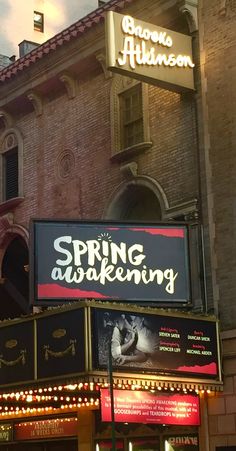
[
  {"left": 106, "top": 11, "right": 195, "bottom": 91},
  {"left": 31, "top": 220, "right": 190, "bottom": 304}
]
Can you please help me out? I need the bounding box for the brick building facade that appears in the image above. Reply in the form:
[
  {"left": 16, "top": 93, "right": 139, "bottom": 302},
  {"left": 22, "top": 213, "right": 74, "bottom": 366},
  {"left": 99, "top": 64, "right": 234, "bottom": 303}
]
[
  {"left": 197, "top": 0, "right": 236, "bottom": 448},
  {"left": 0, "top": 0, "right": 235, "bottom": 450}
]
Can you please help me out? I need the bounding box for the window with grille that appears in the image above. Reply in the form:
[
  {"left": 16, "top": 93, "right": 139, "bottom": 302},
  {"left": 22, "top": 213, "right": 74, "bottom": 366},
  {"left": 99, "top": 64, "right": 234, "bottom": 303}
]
[
  {"left": 120, "top": 84, "right": 144, "bottom": 149},
  {"left": 4, "top": 147, "right": 18, "bottom": 200}
]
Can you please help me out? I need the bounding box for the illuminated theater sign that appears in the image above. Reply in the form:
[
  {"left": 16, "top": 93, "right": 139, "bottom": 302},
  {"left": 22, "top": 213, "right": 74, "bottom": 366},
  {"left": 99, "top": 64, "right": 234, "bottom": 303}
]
[
  {"left": 100, "top": 389, "right": 200, "bottom": 426},
  {"left": 31, "top": 220, "right": 190, "bottom": 304},
  {"left": 106, "top": 11, "right": 195, "bottom": 91},
  {"left": 92, "top": 308, "right": 220, "bottom": 379}
]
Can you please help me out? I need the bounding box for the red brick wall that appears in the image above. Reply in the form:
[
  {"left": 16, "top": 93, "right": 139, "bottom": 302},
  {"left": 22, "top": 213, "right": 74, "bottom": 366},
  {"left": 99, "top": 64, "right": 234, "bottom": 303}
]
[
  {"left": 199, "top": 0, "right": 236, "bottom": 330},
  {"left": 12, "top": 74, "right": 199, "bottom": 227},
  {"left": 197, "top": 1, "right": 236, "bottom": 444},
  {"left": 207, "top": 331, "right": 236, "bottom": 449}
]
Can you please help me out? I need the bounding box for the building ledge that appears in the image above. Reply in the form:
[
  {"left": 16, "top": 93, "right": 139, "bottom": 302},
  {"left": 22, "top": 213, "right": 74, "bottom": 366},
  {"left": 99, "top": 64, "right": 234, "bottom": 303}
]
[
  {"left": 0, "top": 197, "right": 24, "bottom": 215},
  {"left": 88, "top": 371, "right": 224, "bottom": 392},
  {"left": 111, "top": 142, "right": 152, "bottom": 163}
]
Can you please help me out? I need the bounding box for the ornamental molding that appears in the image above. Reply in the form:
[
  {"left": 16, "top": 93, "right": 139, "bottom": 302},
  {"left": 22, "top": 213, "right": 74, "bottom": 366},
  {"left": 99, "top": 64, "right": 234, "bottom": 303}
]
[
  {"left": 120, "top": 162, "right": 138, "bottom": 179},
  {"left": 0, "top": 110, "right": 14, "bottom": 128},
  {"left": 0, "top": 213, "right": 14, "bottom": 238},
  {"left": 96, "top": 52, "right": 113, "bottom": 79},
  {"left": 0, "top": 214, "right": 29, "bottom": 248},
  {"left": 164, "top": 198, "right": 199, "bottom": 221},
  {"left": 219, "top": 0, "right": 226, "bottom": 15},
  {"left": 59, "top": 73, "right": 77, "bottom": 99},
  {"left": 178, "top": 0, "right": 198, "bottom": 32},
  {"left": 27, "top": 91, "right": 43, "bottom": 116}
]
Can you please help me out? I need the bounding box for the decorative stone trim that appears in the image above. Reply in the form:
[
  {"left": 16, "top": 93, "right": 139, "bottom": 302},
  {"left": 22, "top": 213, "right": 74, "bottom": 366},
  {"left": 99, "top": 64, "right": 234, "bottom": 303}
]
[
  {"left": 59, "top": 73, "right": 77, "bottom": 99},
  {"left": 0, "top": 213, "right": 14, "bottom": 235},
  {"left": 103, "top": 175, "right": 169, "bottom": 220},
  {"left": 120, "top": 161, "right": 138, "bottom": 179},
  {"left": 219, "top": 0, "right": 227, "bottom": 15},
  {"left": 0, "top": 213, "right": 14, "bottom": 250},
  {"left": 178, "top": 0, "right": 198, "bottom": 32},
  {"left": 0, "top": 110, "right": 14, "bottom": 129},
  {"left": 89, "top": 374, "right": 223, "bottom": 392},
  {"left": 56, "top": 149, "right": 76, "bottom": 182},
  {"left": 96, "top": 52, "right": 112, "bottom": 79},
  {"left": 164, "top": 198, "right": 199, "bottom": 221},
  {"left": 111, "top": 142, "right": 152, "bottom": 163},
  {"left": 0, "top": 221, "right": 29, "bottom": 259},
  {"left": 2, "top": 132, "right": 17, "bottom": 152},
  {"left": 27, "top": 91, "right": 43, "bottom": 116}
]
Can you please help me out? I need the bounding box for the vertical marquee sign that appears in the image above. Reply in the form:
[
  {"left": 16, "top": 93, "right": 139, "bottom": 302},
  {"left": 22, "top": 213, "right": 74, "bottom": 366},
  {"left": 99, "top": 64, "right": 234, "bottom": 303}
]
[
  {"left": 30, "top": 220, "right": 190, "bottom": 304},
  {"left": 106, "top": 12, "right": 195, "bottom": 91}
]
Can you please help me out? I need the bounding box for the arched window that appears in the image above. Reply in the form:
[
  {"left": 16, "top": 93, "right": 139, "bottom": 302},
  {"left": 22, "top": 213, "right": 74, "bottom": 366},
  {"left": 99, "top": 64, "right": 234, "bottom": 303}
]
[
  {"left": 114, "top": 184, "right": 162, "bottom": 221},
  {"left": 0, "top": 129, "right": 23, "bottom": 202},
  {"left": 104, "top": 176, "right": 168, "bottom": 221}
]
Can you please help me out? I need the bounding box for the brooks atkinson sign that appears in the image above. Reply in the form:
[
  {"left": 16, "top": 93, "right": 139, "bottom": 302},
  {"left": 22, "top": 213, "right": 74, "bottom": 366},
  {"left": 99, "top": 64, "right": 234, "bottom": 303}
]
[
  {"left": 31, "top": 221, "right": 190, "bottom": 304},
  {"left": 106, "top": 12, "right": 195, "bottom": 91}
]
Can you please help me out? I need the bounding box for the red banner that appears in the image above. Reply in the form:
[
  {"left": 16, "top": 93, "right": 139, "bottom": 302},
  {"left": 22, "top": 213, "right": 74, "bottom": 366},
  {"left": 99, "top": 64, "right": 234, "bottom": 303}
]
[
  {"left": 100, "top": 389, "right": 200, "bottom": 426},
  {"left": 14, "top": 417, "right": 78, "bottom": 440}
]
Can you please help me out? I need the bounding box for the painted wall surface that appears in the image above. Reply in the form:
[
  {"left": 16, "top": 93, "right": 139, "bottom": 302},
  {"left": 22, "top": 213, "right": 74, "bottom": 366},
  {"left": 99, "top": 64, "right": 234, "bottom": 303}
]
[{"left": 0, "top": 0, "right": 98, "bottom": 57}]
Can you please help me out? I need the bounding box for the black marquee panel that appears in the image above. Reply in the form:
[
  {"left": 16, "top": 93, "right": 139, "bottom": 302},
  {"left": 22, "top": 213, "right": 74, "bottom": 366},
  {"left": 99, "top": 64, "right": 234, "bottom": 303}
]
[
  {"left": 0, "top": 321, "right": 34, "bottom": 385},
  {"left": 0, "top": 304, "right": 221, "bottom": 387},
  {"left": 36, "top": 309, "right": 85, "bottom": 379},
  {"left": 31, "top": 220, "right": 190, "bottom": 305}
]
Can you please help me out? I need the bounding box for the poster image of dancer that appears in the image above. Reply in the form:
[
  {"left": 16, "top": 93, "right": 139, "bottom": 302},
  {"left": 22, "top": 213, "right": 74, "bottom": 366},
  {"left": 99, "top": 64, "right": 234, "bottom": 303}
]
[{"left": 94, "top": 310, "right": 161, "bottom": 369}]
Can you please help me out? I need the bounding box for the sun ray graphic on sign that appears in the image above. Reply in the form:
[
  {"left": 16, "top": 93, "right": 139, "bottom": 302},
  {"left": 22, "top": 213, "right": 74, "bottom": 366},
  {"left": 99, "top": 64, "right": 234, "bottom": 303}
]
[{"left": 97, "top": 232, "right": 112, "bottom": 242}]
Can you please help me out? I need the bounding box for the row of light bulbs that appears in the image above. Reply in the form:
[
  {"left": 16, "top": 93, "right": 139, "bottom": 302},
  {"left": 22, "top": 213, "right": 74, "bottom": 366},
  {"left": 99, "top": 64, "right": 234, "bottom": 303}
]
[
  {"left": 0, "top": 384, "right": 210, "bottom": 403},
  {"left": 0, "top": 382, "right": 98, "bottom": 401},
  {"left": 0, "top": 380, "right": 213, "bottom": 418},
  {"left": 17, "top": 417, "right": 78, "bottom": 426},
  {"left": 0, "top": 399, "right": 100, "bottom": 417}
]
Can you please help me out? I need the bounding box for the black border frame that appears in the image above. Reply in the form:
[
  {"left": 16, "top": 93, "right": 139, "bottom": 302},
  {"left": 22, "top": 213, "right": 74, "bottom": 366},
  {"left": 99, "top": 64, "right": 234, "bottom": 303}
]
[{"left": 30, "top": 219, "right": 191, "bottom": 307}]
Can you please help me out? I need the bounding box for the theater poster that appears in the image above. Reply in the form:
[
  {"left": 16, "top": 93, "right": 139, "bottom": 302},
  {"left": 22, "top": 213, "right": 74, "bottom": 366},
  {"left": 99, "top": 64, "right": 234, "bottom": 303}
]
[
  {"left": 31, "top": 220, "right": 190, "bottom": 304},
  {"left": 92, "top": 308, "right": 220, "bottom": 379}
]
